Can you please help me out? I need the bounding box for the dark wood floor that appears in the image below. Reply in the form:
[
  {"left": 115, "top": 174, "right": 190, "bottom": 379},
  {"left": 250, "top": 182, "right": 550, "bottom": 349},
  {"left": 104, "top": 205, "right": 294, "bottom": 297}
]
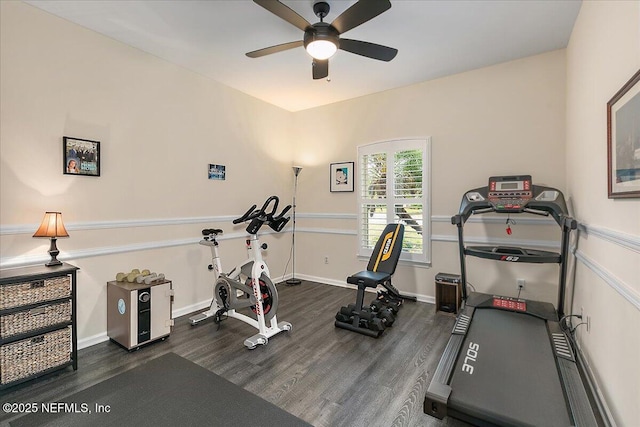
[{"left": 0, "top": 281, "right": 470, "bottom": 427}]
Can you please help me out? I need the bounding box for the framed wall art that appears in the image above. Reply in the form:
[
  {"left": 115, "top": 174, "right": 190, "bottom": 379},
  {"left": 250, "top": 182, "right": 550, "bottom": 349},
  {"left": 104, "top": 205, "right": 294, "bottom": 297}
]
[
  {"left": 208, "top": 163, "right": 226, "bottom": 180},
  {"left": 330, "top": 161, "right": 354, "bottom": 192},
  {"left": 607, "top": 69, "right": 640, "bottom": 198},
  {"left": 63, "top": 136, "right": 100, "bottom": 177}
]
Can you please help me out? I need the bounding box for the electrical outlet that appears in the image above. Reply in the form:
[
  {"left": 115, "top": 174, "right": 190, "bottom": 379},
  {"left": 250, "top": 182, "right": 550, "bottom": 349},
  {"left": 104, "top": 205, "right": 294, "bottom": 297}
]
[
  {"left": 324, "top": 256, "right": 329, "bottom": 264},
  {"left": 516, "top": 278, "right": 525, "bottom": 290},
  {"left": 580, "top": 307, "right": 590, "bottom": 333}
]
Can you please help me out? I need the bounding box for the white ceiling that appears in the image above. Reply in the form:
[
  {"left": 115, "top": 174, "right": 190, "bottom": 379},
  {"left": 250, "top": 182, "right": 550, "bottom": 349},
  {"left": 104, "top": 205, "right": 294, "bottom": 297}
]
[{"left": 25, "top": 0, "right": 581, "bottom": 112}]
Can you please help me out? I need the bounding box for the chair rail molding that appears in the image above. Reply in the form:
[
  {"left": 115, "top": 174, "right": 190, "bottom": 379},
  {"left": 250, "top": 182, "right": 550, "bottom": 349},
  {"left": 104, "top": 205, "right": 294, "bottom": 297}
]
[
  {"left": 573, "top": 249, "right": 640, "bottom": 312},
  {"left": 578, "top": 223, "right": 640, "bottom": 254}
]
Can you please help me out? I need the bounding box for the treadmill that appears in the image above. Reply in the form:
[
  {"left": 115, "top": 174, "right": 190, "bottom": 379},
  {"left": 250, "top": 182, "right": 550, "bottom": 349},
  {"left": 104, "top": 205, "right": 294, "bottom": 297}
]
[{"left": 424, "top": 175, "right": 599, "bottom": 427}]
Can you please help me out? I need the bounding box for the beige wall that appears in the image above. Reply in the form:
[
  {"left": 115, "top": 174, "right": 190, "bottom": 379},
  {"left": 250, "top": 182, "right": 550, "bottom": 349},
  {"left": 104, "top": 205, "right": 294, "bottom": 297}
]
[
  {"left": 292, "top": 50, "right": 568, "bottom": 302},
  {"left": 1, "top": 3, "right": 569, "bottom": 345},
  {"left": 0, "top": 1, "right": 294, "bottom": 343},
  {"left": 0, "top": 0, "right": 570, "bottom": 341},
  {"left": 2, "top": 1, "right": 639, "bottom": 423},
  {"left": 565, "top": 1, "right": 640, "bottom": 425}
]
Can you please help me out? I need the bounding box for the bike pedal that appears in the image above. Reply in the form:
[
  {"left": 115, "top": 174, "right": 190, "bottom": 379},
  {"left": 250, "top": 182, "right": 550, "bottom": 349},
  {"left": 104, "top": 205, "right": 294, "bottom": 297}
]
[{"left": 214, "top": 308, "right": 228, "bottom": 324}]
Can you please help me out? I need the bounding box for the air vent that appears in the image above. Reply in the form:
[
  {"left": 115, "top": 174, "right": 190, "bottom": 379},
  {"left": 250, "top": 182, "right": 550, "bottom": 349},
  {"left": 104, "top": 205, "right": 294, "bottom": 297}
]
[
  {"left": 453, "top": 315, "right": 471, "bottom": 335},
  {"left": 552, "top": 332, "right": 574, "bottom": 360}
]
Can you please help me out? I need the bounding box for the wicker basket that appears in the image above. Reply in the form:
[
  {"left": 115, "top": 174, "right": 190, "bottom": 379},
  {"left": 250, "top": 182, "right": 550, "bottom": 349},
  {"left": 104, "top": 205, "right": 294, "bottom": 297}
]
[
  {"left": 0, "top": 276, "right": 71, "bottom": 310},
  {"left": 0, "top": 328, "right": 71, "bottom": 385},
  {"left": 0, "top": 301, "right": 72, "bottom": 339}
]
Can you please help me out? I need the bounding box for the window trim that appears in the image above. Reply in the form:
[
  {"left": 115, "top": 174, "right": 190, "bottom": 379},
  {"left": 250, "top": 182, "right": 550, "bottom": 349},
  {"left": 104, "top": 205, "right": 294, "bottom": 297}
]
[{"left": 357, "top": 137, "right": 432, "bottom": 265}]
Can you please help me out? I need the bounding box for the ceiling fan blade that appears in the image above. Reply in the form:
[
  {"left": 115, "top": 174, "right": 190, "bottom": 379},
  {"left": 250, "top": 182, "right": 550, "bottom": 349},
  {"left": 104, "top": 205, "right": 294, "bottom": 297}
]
[
  {"left": 253, "top": 0, "right": 311, "bottom": 32},
  {"left": 246, "top": 40, "right": 303, "bottom": 58},
  {"left": 330, "top": 0, "right": 391, "bottom": 34},
  {"left": 312, "top": 59, "right": 328, "bottom": 80},
  {"left": 339, "top": 38, "right": 397, "bottom": 62}
]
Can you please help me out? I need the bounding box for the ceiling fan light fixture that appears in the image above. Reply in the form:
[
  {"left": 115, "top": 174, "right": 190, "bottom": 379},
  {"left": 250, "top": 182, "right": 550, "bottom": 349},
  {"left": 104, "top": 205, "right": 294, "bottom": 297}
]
[
  {"left": 249, "top": 0, "right": 397, "bottom": 78},
  {"left": 303, "top": 22, "right": 339, "bottom": 60},
  {"left": 306, "top": 39, "right": 337, "bottom": 60}
]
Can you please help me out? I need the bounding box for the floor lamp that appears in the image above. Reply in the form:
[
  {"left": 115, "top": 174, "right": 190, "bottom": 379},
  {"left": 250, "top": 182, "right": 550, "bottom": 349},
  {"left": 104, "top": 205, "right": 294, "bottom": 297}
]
[{"left": 286, "top": 166, "right": 302, "bottom": 286}]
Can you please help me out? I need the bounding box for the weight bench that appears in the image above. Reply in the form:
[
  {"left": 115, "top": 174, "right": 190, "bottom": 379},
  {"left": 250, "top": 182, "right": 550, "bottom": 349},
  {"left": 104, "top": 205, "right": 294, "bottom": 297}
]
[{"left": 335, "top": 223, "right": 417, "bottom": 337}]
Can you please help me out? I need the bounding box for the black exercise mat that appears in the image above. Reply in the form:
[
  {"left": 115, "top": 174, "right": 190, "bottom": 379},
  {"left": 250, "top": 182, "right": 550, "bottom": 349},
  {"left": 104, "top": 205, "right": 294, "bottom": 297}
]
[{"left": 11, "top": 352, "right": 310, "bottom": 427}]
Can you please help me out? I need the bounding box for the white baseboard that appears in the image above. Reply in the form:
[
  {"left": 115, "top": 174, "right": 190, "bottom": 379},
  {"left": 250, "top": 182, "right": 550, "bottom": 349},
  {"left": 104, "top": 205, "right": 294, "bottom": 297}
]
[
  {"left": 173, "top": 300, "right": 211, "bottom": 319},
  {"left": 78, "top": 332, "right": 109, "bottom": 350},
  {"left": 77, "top": 274, "right": 434, "bottom": 350},
  {"left": 78, "top": 302, "right": 211, "bottom": 351},
  {"left": 293, "top": 273, "right": 436, "bottom": 305}
]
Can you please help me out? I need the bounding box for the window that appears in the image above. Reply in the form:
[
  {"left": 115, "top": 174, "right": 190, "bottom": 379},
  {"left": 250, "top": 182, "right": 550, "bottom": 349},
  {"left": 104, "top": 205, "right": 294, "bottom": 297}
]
[{"left": 357, "top": 138, "right": 431, "bottom": 264}]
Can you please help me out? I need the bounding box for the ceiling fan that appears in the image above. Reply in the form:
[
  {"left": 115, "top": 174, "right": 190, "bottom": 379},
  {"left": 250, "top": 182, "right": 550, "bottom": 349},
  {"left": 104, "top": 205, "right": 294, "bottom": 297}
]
[{"left": 246, "top": 0, "right": 398, "bottom": 80}]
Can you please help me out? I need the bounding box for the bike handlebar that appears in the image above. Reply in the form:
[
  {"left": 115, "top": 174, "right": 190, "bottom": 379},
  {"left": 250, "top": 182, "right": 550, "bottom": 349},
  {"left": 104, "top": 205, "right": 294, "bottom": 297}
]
[
  {"left": 233, "top": 196, "right": 292, "bottom": 234},
  {"left": 273, "top": 204, "right": 291, "bottom": 221},
  {"left": 233, "top": 204, "right": 257, "bottom": 224},
  {"left": 259, "top": 196, "right": 279, "bottom": 218}
]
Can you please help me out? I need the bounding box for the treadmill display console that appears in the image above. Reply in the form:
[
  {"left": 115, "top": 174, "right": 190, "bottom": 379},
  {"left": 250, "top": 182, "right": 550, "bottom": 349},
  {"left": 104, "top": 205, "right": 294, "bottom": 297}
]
[
  {"left": 488, "top": 175, "right": 532, "bottom": 212},
  {"left": 492, "top": 296, "right": 527, "bottom": 312}
]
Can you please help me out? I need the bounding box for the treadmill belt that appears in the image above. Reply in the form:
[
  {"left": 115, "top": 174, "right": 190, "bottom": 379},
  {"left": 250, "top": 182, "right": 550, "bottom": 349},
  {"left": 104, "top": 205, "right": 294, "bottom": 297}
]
[{"left": 449, "top": 309, "right": 571, "bottom": 426}]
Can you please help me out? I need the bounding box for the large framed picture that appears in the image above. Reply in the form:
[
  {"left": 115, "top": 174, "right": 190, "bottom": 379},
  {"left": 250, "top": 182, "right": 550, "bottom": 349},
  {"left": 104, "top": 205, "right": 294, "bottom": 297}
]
[
  {"left": 63, "top": 136, "right": 100, "bottom": 177},
  {"left": 330, "top": 161, "right": 354, "bottom": 192},
  {"left": 607, "top": 69, "right": 640, "bottom": 198}
]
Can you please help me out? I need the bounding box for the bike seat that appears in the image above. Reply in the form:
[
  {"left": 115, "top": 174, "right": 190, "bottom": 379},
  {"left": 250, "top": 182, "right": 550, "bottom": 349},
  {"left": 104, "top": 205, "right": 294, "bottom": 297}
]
[{"left": 202, "top": 228, "right": 223, "bottom": 236}]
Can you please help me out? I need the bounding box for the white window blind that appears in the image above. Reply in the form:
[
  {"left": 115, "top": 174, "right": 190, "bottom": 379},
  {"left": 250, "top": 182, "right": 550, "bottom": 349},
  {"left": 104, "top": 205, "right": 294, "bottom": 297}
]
[{"left": 357, "top": 138, "right": 431, "bottom": 264}]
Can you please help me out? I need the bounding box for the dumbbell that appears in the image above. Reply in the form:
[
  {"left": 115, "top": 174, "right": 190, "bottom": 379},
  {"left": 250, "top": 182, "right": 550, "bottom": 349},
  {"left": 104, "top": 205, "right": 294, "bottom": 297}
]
[
  {"left": 136, "top": 273, "right": 156, "bottom": 283},
  {"left": 339, "top": 304, "right": 357, "bottom": 317},
  {"left": 370, "top": 317, "right": 386, "bottom": 332},
  {"left": 116, "top": 270, "right": 142, "bottom": 282},
  {"left": 377, "top": 309, "right": 396, "bottom": 327},
  {"left": 335, "top": 312, "right": 351, "bottom": 322},
  {"left": 374, "top": 292, "right": 402, "bottom": 314},
  {"left": 115, "top": 269, "right": 151, "bottom": 282},
  {"left": 126, "top": 272, "right": 142, "bottom": 282},
  {"left": 137, "top": 273, "right": 165, "bottom": 284}
]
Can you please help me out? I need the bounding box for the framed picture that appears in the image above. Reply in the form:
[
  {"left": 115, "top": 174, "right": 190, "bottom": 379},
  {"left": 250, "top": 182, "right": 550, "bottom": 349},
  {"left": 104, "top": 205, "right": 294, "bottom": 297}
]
[
  {"left": 208, "top": 163, "right": 226, "bottom": 180},
  {"left": 607, "top": 69, "right": 640, "bottom": 198},
  {"left": 330, "top": 161, "right": 354, "bottom": 192},
  {"left": 63, "top": 136, "right": 100, "bottom": 177}
]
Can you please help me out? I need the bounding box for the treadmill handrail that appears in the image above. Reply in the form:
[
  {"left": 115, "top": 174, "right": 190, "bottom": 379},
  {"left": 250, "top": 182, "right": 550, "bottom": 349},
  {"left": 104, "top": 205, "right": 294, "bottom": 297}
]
[
  {"left": 523, "top": 207, "right": 549, "bottom": 216},
  {"left": 465, "top": 245, "right": 562, "bottom": 264},
  {"left": 453, "top": 180, "right": 576, "bottom": 316},
  {"left": 457, "top": 184, "right": 570, "bottom": 227}
]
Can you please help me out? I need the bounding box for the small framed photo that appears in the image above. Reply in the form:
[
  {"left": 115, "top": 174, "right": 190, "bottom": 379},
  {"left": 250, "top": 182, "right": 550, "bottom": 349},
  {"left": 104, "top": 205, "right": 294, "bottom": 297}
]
[
  {"left": 330, "top": 161, "right": 354, "bottom": 192},
  {"left": 63, "top": 136, "right": 100, "bottom": 177},
  {"left": 208, "top": 164, "right": 226, "bottom": 180},
  {"left": 607, "top": 69, "right": 640, "bottom": 198}
]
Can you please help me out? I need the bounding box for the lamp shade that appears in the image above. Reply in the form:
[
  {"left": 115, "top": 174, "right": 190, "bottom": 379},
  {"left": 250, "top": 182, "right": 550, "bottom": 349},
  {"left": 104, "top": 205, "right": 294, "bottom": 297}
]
[
  {"left": 293, "top": 166, "right": 303, "bottom": 177},
  {"left": 33, "top": 212, "right": 69, "bottom": 238}
]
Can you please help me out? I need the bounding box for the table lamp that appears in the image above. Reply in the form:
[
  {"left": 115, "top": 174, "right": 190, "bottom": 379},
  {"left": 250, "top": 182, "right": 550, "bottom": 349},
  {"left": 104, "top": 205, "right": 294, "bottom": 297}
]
[{"left": 33, "top": 212, "right": 69, "bottom": 266}]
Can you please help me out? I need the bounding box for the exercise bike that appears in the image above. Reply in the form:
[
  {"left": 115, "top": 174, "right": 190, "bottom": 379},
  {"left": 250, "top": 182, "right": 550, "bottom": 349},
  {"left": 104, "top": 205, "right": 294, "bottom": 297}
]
[{"left": 189, "top": 196, "right": 293, "bottom": 349}]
